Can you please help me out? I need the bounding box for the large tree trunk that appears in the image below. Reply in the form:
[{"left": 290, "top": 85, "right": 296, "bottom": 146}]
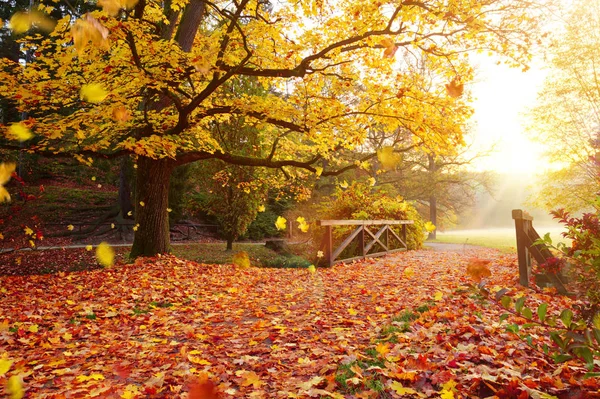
[
  {"left": 129, "top": 3, "right": 206, "bottom": 258},
  {"left": 130, "top": 157, "right": 175, "bottom": 257},
  {"left": 226, "top": 238, "right": 233, "bottom": 251}
]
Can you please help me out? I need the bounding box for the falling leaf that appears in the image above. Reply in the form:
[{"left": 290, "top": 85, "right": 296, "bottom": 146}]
[
  {"left": 0, "top": 163, "right": 16, "bottom": 203},
  {"left": 139, "top": 201, "right": 145, "bottom": 207},
  {"left": 380, "top": 38, "right": 398, "bottom": 58},
  {"left": 86, "top": 245, "right": 92, "bottom": 251},
  {"left": 10, "top": 10, "right": 55, "bottom": 34},
  {"left": 258, "top": 205, "right": 265, "bottom": 212},
  {"left": 466, "top": 258, "right": 492, "bottom": 282},
  {"left": 24, "top": 226, "right": 34, "bottom": 236},
  {"left": 9, "top": 122, "right": 33, "bottom": 141},
  {"left": 339, "top": 180, "right": 349, "bottom": 189},
  {"left": 96, "top": 242, "right": 115, "bottom": 267},
  {"left": 132, "top": 224, "right": 139, "bottom": 232},
  {"left": 167, "top": 208, "right": 172, "bottom": 212},
  {"left": 445, "top": 78, "right": 464, "bottom": 98},
  {"left": 296, "top": 216, "right": 310, "bottom": 233},
  {"left": 189, "top": 376, "right": 220, "bottom": 399},
  {"left": 403, "top": 267, "right": 415, "bottom": 279},
  {"left": 80, "top": 83, "right": 108, "bottom": 103},
  {"left": 377, "top": 146, "right": 401, "bottom": 170},
  {"left": 316, "top": 250, "right": 324, "bottom": 258},
  {"left": 67, "top": 225, "right": 74, "bottom": 231},
  {"left": 368, "top": 177, "right": 376, "bottom": 186},
  {"left": 315, "top": 166, "right": 323, "bottom": 176},
  {"left": 307, "top": 265, "right": 316, "bottom": 273},
  {"left": 424, "top": 221, "right": 436, "bottom": 232},
  {"left": 7, "top": 375, "right": 23, "bottom": 399},
  {"left": 275, "top": 216, "right": 287, "bottom": 231},
  {"left": 72, "top": 13, "right": 109, "bottom": 53},
  {"left": 232, "top": 251, "right": 251, "bottom": 269}
]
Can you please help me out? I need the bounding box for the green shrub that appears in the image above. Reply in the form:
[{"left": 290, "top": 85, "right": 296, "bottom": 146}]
[
  {"left": 316, "top": 181, "right": 426, "bottom": 251},
  {"left": 262, "top": 254, "right": 312, "bottom": 268}
]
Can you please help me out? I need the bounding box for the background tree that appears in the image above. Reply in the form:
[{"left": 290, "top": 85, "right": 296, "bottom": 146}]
[
  {"left": 0, "top": 0, "right": 553, "bottom": 257},
  {"left": 527, "top": 0, "right": 600, "bottom": 211}
]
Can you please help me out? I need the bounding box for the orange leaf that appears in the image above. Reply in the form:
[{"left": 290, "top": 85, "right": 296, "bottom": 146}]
[{"left": 466, "top": 258, "right": 491, "bottom": 282}]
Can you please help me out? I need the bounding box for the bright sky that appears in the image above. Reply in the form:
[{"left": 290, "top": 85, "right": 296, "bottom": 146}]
[{"left": 467, "top": 55, "right": 548, "bottom": 175}]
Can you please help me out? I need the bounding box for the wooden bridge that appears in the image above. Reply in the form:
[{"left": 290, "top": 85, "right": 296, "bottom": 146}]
[{"left": 317, "top": 219, "right": 413, "bottom": 266}]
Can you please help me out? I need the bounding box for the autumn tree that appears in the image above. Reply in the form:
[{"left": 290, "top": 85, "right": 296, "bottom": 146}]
[
  {"left": 527, "top": 0, "right": 600, "bottom": 211},
  {"left": 0, "top": 0, "right": 552, "bottom": 257}
]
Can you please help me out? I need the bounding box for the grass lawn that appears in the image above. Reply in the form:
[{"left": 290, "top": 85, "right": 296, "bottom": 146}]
[
  {"left": 172, "top": 242, "right": 281, "bottom": 266},
  {"left": 428, "top": 227, "right": 569, "bottom": 253}
]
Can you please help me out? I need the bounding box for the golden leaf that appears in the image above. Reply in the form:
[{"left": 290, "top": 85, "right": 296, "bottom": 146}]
[
  {"left": 96, "top": 242, "right": 115, "bottom": 267},
  {"left": 67, "top": 225, "right": 74, "bottom": 231},
  {"left": 424, "top": 221, "right": 436, "bottom": 232},
  {"left": 0, "top": 358, "right": 13, "bottom": 376},
  {"left": 112, "top": 106, "right": 131, "bottom": 122},
  {"left": 258, "top": 205, "right": 265, "bottom": 212},
  {"left": 307, "top": 265, "right": 316, "bottom": 273},
  {"left": 377, "top": 146, "right": 401, "bottom": 170},
  {"left": 9, "top": 122, "right": 33, "bottom": 141},
  {"left": 80, "top": 83, "right": 108, "bottom": 103},
  {"left": 10, "top": 10, "right": 55, "bottom": 34},
  {"left": 7, "top": 375, "right": 23, "bottom": 399},
  {"left": 403, "top": 267, "right": 414, "bottom": 279},
  {"left": 339, "top": 180, "right": 349, "bottom": 189},
  {"left": 275, "top": 216, "right": 287, "bottom": 231},
  {"left": 390, "top": 381, "right": 417, "bottom": 395},
  {"left": 433, "top": 291, "right": 443, "bottom": 301},
  {"left": 296, "top": 216, "right": 309, "bottom": 233},
  {"left": 0, "top": 163, "right": 16, "bottom": 203},
  {"left": 72, "top": 14, "right": 109, "bottom": 54},
  {"left": 232, "top": 251, "right": 250, "bottom": 269},
  {"left": 375, "top": 342, "right": 390, "bottom": 357}
]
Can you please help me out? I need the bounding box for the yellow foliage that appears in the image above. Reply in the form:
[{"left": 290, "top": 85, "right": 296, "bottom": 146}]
[{"left": 10, "top": 10, "right": 55, "bottom": 34}]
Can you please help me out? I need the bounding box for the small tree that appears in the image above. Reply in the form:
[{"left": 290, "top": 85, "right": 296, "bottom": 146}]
[{"left": 199, "top": 164, "right": 267, "bottom": 250}]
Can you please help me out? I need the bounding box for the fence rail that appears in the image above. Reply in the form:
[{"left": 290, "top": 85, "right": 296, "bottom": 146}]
[
  {"left": 317, "top": 219, "right": 413, "bottom": 266},
  {"left": 512, "top": 209, "right": 567, "bottom": 293}
]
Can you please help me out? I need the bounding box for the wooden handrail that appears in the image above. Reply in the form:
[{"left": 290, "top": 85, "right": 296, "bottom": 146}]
[{"left": 318, "top": 219, "right": 414, "bottom": 266}]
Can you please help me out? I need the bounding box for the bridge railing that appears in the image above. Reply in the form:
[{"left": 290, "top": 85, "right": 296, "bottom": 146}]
[{"left": 317, "top": 219, "right": 413, "bottom": 266}]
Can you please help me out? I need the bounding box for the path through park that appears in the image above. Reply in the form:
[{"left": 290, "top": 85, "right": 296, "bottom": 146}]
[{"left": 0, "top": 247, "right": 596, "bottom": 398}]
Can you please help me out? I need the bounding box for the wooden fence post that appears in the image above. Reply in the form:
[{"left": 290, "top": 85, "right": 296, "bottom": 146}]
[
  {"left": 512, "top": 209, "right": 532, "bottom": 287},
  {"left": 325, "top": 225, "right": 333, "bottom": 267}
]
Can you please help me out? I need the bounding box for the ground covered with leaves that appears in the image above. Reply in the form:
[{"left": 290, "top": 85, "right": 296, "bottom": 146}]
[{"left": 0, "top": 248, "right": 597, "bottom": 398}]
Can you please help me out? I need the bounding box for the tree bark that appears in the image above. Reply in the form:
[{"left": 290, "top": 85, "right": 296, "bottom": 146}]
[
  {"left": 118, "top": 158, "right": 133, "bottom": 218},
  {"left": 226, "top": 238, "right": 233, "bottom": 251},
  {"left": 130, "top": 157, "right": 175, "bottom": 257},
  {"left": 174, "top": 0, "right": 206, "bottom": 52}
]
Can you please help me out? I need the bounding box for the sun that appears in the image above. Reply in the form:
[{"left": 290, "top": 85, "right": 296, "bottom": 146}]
[{"left": 467, "top": 55, "right": 549, "bottom": 175}]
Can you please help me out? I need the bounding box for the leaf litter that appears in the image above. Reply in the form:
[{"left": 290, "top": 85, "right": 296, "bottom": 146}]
[{"left": 0, "top": 248, "right": 597, "bottom": 398}]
